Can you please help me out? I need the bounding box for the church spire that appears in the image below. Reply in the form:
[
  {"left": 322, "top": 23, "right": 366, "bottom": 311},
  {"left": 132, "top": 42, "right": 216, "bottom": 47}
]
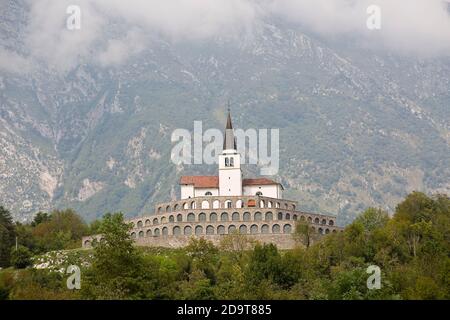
[{"left": 223, "top": 107, "right": 237, "bottom": 151}]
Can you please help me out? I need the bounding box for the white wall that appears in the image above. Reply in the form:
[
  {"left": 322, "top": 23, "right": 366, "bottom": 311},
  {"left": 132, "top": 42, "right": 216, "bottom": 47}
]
[
  {"left": 180, "top": 185, "right": 194, "bottom": 199},
  {"left": 243, "top": 184, "right": 282, "bottom": 198},
  {"left": 218, "top": 153, "right": 242, "bottom": 196},
  {"left": 194, "top": 188, "right": 219, "bottom": 197}
]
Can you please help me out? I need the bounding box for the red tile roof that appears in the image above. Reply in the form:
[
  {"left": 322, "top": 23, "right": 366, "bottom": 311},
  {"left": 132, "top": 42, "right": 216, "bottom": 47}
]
[
  {"left": 179, "top": 176, "right": 282, "bottom": 189},
  {"left": 180, "top": 176, "right": 219, "bottom": 188}
]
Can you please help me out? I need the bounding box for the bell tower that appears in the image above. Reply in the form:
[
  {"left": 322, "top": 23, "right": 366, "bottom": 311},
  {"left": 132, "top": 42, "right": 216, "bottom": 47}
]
[{"left": 218, "top": 110, "right": 242, "bottom": 196}]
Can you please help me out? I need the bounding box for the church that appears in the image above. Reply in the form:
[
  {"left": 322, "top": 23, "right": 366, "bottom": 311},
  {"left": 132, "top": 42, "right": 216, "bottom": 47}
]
[{"left": 82, "top": 112, "right": 341, "bottom": 249}]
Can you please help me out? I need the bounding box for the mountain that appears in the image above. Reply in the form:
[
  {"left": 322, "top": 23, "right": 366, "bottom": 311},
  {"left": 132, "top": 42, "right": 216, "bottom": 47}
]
[{"left": 1, "top": 0, "right": 449, "bottom": 225}]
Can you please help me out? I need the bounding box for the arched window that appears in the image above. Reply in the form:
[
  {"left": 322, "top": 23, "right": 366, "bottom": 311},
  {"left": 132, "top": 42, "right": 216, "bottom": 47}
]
[
  {"left": 173, "top": 204, "right": 179, "bottom": 211},
  {"left": 217, "top": 225, "right": 226, "bottom": 235},
  {"left": 293, "top": 215, "right": 298, "bottom": 221},
  {"left": 146, "top": 229, "right": 152, "bottom": 237},
  {"left": 205, "top": 191, "right": 212, "bottom": 196},
  {"left": 201, "top": 200, "right": 210, "bottom": 209},
  {"left": 236, "top": 200, "right": 243, "bottom": 208},
  {"left": 221, "top": 212, "right": 229, "bottom": 222},
  {"left": 206, "top": 225, "right": 215, "bottom": 235},
  {"left": 228, "top": 225, "right": 236, "bottom": 234},
  {"left": 250, "top": 224, "right": 258, "bottom": 234},
  {"left": 239, "top": 225, "right": 248, "bottom": 234},
  {"left": 166, "top": 205, "right": 170, "bottom": 212},
  {"left": 325, "top": 229, "right": 330, "bottom": 234},
  {"left": 153, "top": 218, "right": 158, "bottom": 225},
  {"left": 195, "top": 226, "right": 203, "bottom": 235},
  {"left": 177, "top": 214, "right": 183, "bottom": 222},
  {"left": 137, "top": 221, "right": 143, "bottom": 228},
  {"left": 199, "top": 213, "right": 206, "bottom": 222},
  {"left": 283, "top": 224, "right": 292, "bottom": 234},
  {"left": 230, "top": 157, "right": 234, "bottom": 167},
  {"left": 160, "top": 217, "right": 166, "bottom": 224},
  {"left": 261, "top": 224, "right": 269, "bottom": 234},
  {"left": 162, "top": 227, "right": 168, "bottom": 236},
  {"left": 190, "top": 201, "right": 196, "bottom": 209},
  {"left": 232, "top": 212, "right": 240, "bottom": 221},
  {"left": 322, "top": 219, "right": 327, "bottom": 225},
  {"left": 278, "top": 212, "right": 283, "bottom": 220},
  {"left": 213, "top": 200, "right": 220, "bottom": 209},
  {"left": 272, "top": 224, "right": 280, "bottom": 233},
  {"left": 314, "top": 217, "right": 320, "bottom": 224},
  {"left": 254, "top": 212, "right": 262, "bottom": 221},
  {"left": 265, "top": 212, "right": 273, "bottom": 221},
  {"left": 169, "top": 215, "right": 174, "bottom": 223},
  {"left": 285, "top": 213, "right": 290, "bottom": 220},
  {"left": 329, "top": 220, "right": 334, "bottom": 226},
  {"left": 154, "top": 228, "right": 160, "bottom": 237},
  {"left": 145, "top": 219, "right": 151, "bottom": 226},
  {"left": 256, "top": 191, "right": 263, "bottom": 196},
  {"left": 138, "top": 231, "right": 144, "bottom": 238},
  {"left": 187, "top": 213, "right": 195, "bottom": 222},
  {"left": 243, "top": 212, "right": 251, "bottom": 221},
  {"left": 210, "top": 212, "right": 218, "bottom": 222},
  {"left": 173, "top": 226, "right": 181, "bottom": 236},
  {"left": 225, "top": 200, "right": 232, "bottom": 208},
  {"left": 225, "top": 157, "right": 229, "bottom": 167},
  {"left": 184, "top": 226, "right": 192, "bottom": 236}
]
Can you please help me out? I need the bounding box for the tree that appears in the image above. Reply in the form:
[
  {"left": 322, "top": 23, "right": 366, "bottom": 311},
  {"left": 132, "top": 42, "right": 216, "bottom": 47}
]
[
  {"left": 0, "top": 206, "right": 16, "bottom": 268},
  {"left": 354, "top": 208, "right": 389, "bottom": 232},
  {"left": 10, "top": 245, "right": 32, "bottom": 269},
  {"left": 293, "top": 220, "right": 314, "bottom": 248},
  {"left": 31, "top": 212, "right": 51, "bottom": 227}
]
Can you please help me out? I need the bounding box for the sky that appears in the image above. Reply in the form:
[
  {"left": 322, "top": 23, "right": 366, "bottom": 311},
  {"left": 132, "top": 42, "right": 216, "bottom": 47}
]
[{"left": 1, "top": 0, "right": 450, "bottom": 73}]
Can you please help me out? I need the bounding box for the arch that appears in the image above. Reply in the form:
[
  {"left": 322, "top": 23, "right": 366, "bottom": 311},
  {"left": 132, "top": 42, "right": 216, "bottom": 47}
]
[
  {"left": 153, "top": 218, "right": 158, "bottom": 225},
  {"left": 145, "top": 219, "right": 151, "bottom": 226},
  {"left": 173, "top": 204, "right": 179, "bottom": 211},
  {"left": 173, "top": 226, "right": 181, "bottom": 236},
  {"left": 210, "top": 212, "right": 218, "bottom": 222},
  {"left": 217, "top": 225, "right": 226, "bottom": 235},
  {"left": 322, "top": 219, "right": 327, "bottom": 225},
  {"left": 332, "top": 230, "right": 337, "bottom": 233},
  {"left": 137, "top": 220, "right": 143, "bottom": 228},
  {"left": 256, "top": 191, "right": 263, "bottom": 196},
  {"left": 166, "top": 205, "right": 170, "bottom": 212},
  {"left": 250, "top": 224, "right": 258, "bottom": 234},
  {"left": 183, "top": 202, "right": 189, "bottom": 210},
  {"left": 169, "top": 215, "right": 174, "bottom": 223},
  {"left": 225, "top": 200, "right": 232, "bottom": 208},
  {"left": 300, "top": 215, "right": 305, "bottom": 221},
  {"left": 276, "top": 202, "right": 281, "bottom": 208},
  {"left": 138, "top": 231, "right": 144, "bottom": 238},
  {"left": 84, "top": 240, "right": 91, "bottom": 247},
  {"left": 187, "top": 213, "right": 195, "bottom": 222},
  {"left": 286, "top": 213, "right": 291, "bottom": 220},
  {"left": 254, "top": 212, "right": 262, "bottom": 221},
  {"left": 329, "top": 220, "right": 334, "bottom": 226},
  {"left": 228, "top": 225, "right": 236, "bottom": 234},
  {"left": 268, "top": 201, "right": 273, "bottom": 208},
  {"left": 265, "top": 212, "right": 273, "bottom": 221},
  {"left": 278, "top": 212, "right": 283, "bottom": 220},
  {"left": 292, "top": 204, "right": 296, "bottom": 210},
  {"left": 318, "top": 227, "right": 323, "bottom": 234},
  {"left": 325, "top": 228, "right": 330, "bottom": 234},
  {"left": 177, "top": 214, "right": 183, "bottom": 222},
  {"left": 162, "top": 227, "right": 168, "bottom": 236},
  {"left": 160, "top": 216, "right": 167, "bottom": 224},
  {"left": 206, "top": 225, "right": 215, "bottom": 235},
  {"left": 283, "top": 224, "right": 292, "bottom": 234},
  {"left": 260, "top": 200, "right": 265, "bottom": 208},
  {"left": 198, "top": 212, "right": 206, "bottom": 222},
  {"left": 232, "top": 212, "right": 240, "bottom": 221},
  {"left": 293, "top": 215, "right": 298, "bottom": 221},
  {"left": 239, "top": 225, "right": 248, "bottom": 234},
  {"left": 272, "top": 224, "right": 280, "bottom": 233},
  {"left": 261, "top": 224, "right": 269, "bottom": 234},
  {"left": 236, "top": 199, "right": 243, "bottom": 208},
  {"left": 220, "top": 212, "right": 229, "bottom": 222},
  {"left": 201, "top": 200, "right": 210, "bottom": 209},
  {"left": 157, "top": 207, "right": 162, "bottom": 214},
  {"left": 307, "top": 217, "right": 312, "bottom": 223},
  {"left": 190, "top": 201, "right": 196, "bottom": 209},
  {"left": 213, "top": 200, "right": 220, "bottom": 209},
  {"left": 243, "top": 212, "right": 251, "bottom": 221},
  {"left": 154, "top": 228, "right": 160, "bottom": 237},
  {"left": 146, "top": 229, "right": 152, "bottom": 237},
  {"left": 184, "top": 226, "right": 192, "bottom": 236},
  {"left": 314, "top": 217, "right": 320, "bottom": 224},
  {"left": 205, "top": 191, "right": 212, "bottom": 196},
  {"left": 195, "top": 225, "right": 203, "bottom": 235}
]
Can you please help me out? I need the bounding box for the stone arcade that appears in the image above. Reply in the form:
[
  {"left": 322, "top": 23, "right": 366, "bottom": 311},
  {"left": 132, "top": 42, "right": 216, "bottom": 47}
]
[{"left": 82, "top": 112, "right": 342, "bottom": 249}]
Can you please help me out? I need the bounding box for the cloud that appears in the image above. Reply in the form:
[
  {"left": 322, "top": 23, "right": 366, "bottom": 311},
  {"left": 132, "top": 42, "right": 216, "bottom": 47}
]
[{"left": 2, "top": 0, "right": 450, "bottom": 73}]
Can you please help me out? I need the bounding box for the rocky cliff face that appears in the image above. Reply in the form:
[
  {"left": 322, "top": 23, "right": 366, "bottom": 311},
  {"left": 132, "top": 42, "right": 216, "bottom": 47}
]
[{"left": 0, "top": 1, "right": 449, "bottom": 224}]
